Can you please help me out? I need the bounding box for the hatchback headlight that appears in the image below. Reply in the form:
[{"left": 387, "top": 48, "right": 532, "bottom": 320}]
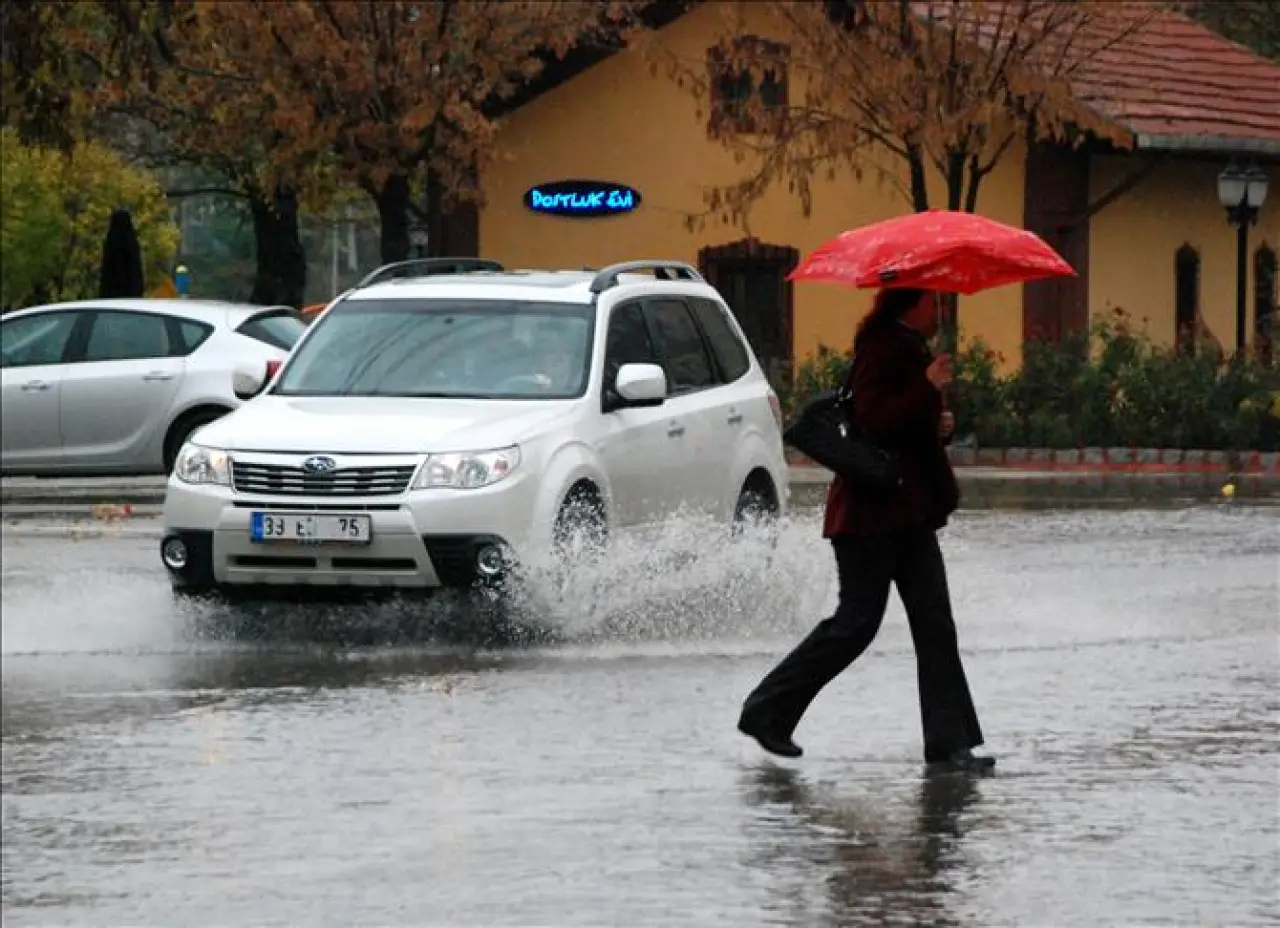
[
  {"left": 173, "top": 444, "right": 231, "bottom": 486},
  {"left": 414, "top": 446, "right": 520, "bottom": 490}
]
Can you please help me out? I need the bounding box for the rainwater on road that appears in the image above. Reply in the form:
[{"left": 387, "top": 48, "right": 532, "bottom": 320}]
[{"left": 2, "top": 502, "right": 1278, "bottom": 927}]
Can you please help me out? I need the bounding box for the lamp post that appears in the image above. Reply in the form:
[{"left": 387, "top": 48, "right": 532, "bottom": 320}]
[{"left": 1217, "top": 165, "right": 1270, "bottom": 354}]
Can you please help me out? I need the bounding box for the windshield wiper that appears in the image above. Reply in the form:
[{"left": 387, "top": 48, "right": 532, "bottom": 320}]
[{"left": 378, "top": 391, "right": 493, "bottom": 399}]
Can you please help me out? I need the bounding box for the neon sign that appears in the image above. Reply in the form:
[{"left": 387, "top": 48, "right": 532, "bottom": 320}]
[{"left": 523, "top": 180, "right": 642, "bottom": 218}]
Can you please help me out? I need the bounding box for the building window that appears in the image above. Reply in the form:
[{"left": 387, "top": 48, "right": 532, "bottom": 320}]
[
  {"left": 698, "top": 238, "right": 799, "bottom": 393},
  {"left": 1174, "top": 243, "right": 1200, "bottom": 355},
  {"left": 707, "top": 36, "right": 789, "bottom": 136},
  {"left": 1255, "top": 243, "right": 1276, "bottom": 361}
]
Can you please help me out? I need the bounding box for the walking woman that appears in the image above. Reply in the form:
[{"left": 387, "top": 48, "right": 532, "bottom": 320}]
[{"left": 738, "top": 287, "right": 994, "bottom": 773}]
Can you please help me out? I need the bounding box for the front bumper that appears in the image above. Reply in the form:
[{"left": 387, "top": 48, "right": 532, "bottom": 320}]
[{"left": 161, "top": 468, "right": 537, "bottom": 591}]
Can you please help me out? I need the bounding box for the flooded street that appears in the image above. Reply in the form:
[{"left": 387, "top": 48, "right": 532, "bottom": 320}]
[{"left": 2, "top": 505, "right": 1278, "bottom": 926}]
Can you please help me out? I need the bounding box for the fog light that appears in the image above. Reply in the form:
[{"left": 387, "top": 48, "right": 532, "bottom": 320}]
[
  {"left": 161, "top": 537, "right": 189, "bottom": 570},
  {"left": 475, "top": 544, "right": 506, "bottom": 578}
]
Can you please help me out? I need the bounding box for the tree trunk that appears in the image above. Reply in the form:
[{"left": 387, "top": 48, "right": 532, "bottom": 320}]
[
  {"left": 376, "top": 173, "right": 412, "bottom": 263},
  {"left": 906, "top": 147, "right": 930, "bottom": 212},
  {"left": 424, "top": 166, "right": 481, "bottom": 259},
  {"left": 963, "top": 156, "right": 983, "bottom": 213},
  {"left": 425, "top": 167, "right": 445, "bottom": 257},
  {"left": 248, "top": 185, "right": 306, "bottom": 308},
  {"left": 939, "top": 151, "right": 968, "bottom": 348},
  {"left": 945, "top": 150, "right": 965, "bottom": 211}
]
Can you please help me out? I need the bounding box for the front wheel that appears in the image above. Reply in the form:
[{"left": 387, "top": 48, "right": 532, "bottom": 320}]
[
  {"left": 732, "top": 484, "right": 780, "bottom": 537},
  {"left": 552, "top": 489, "right": 608, "bottom": 563}
]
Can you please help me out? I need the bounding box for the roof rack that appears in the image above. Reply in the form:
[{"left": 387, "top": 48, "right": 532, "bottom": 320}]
[
  {"left": 355, "top": 257, "right": 505, "bottom": 289},
  {"left": 588, "top": 260, "right": 704, "bottom": 294}
]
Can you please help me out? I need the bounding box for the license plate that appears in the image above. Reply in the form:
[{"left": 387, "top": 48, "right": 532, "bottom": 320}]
[{"left": 249, "top": 512, "right": 372, "bottom": 545}]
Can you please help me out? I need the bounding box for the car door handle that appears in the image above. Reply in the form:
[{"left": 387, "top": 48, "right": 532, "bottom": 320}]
[
  {"left": 667, "top": 425, "right": 686, "bottom": 438},
  {"left": 142, "top": 371, "right": 174, "bottom": 382},
  {"left": 20, "top": 380, "right": 50, "bottom": 392},
  {"left": 726, "top": 412, "right": 744, "bottom": 426}
]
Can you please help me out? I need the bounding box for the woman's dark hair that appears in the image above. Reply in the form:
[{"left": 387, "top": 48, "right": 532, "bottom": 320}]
[{"left": 853, "top": 287, "right": 927, "bottom": 350}]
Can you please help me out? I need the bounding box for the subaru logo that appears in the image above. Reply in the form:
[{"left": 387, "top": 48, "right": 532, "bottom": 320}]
[{"left": 302, "top": 455, "right": 337, "bottom": 474}]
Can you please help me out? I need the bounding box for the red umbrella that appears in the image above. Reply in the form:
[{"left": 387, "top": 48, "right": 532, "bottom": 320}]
[{"left": 789, "top": 209, "right": 1075, "bottom": 295}]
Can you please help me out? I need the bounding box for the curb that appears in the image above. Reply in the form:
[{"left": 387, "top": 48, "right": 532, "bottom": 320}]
[
  {"left": 3, "top": 521, "right": 163, "bottom": 539},
  {"left": 788, "top": 448, "right": 1280, "bottom": 475},
  {"left": 2, "top": 503, "right": 164, "bottom": 520},
  {"left": 3, "top": 465, "right": 1276, "bottom": 524},
  {"left": 0, "top": 489, "right": 170, "bottom": 506}
]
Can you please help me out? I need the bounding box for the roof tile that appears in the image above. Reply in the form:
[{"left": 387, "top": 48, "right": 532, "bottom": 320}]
[{"left": 1070, "top": 8, "right": 1280, "bottom": 147}]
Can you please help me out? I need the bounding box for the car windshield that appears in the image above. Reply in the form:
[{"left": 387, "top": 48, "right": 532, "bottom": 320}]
[{"left": 273, "top": 298, "right": 594, "bottom": 399}]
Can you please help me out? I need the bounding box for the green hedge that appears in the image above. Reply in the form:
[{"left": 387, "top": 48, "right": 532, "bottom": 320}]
[{"left": 783, "top": 314, "right": 1280, "bottom": 451}]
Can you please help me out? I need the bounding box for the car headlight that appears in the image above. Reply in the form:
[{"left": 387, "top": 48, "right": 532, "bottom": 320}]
[
  {"left": 413, "top": 446, "right": 520, "bottom": 490},
  {"left": 173, "top": 444, "right": 231, "bottom": 486}
]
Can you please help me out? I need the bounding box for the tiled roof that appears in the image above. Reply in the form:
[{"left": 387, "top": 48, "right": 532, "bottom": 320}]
[
  {"left": 502, "top": 3, "right": 1280, "bottom": 154},
  {"left": 1070, "top": 7, "right": 1280, "bottom": 154}
]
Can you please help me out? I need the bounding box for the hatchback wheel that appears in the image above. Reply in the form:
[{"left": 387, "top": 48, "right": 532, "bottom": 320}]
[{"left": 163, "top": 408, "right": 231, "bottom": 473}]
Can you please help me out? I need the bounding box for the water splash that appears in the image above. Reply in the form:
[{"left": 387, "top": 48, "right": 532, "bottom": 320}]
[
  {"left": 501, "top": 510, "right": 835, "bottom": 644},
  {"left": 174, "top": 512, "right": 837, "bottom": 649}
]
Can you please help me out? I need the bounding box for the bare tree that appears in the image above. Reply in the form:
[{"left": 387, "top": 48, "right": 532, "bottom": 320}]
[{"left": 655, "top": 1, "right": 1162, "bottom": 227}]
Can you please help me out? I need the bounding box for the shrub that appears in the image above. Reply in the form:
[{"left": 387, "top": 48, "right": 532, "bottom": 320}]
[
  {"left": 781, "top": 343, "right": 850, "bottom": 419},
  {"left": 786, "top": 310, "right": 1280, "bottom": 450},
  {"left": 1, "top": 129, "right": 180, "bottom": 309}
]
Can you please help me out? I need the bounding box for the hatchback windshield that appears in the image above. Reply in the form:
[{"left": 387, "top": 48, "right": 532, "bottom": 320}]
[{"left": 273, "top": 299, "right": 594, "bottom": 399}]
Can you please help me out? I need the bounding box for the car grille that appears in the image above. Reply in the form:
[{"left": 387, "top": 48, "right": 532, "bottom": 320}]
[{"left": 231, "top": 461, "right": 416, "bottom": 497}]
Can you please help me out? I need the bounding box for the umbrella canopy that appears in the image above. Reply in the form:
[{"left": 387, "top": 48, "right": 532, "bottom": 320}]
[{"left": 789, "top": 209, "right": 1075, "bottom": 296}]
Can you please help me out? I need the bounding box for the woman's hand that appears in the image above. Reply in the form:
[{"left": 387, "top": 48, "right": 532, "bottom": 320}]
[
  {"left": 926, "top": 354, "right": 953, "bottom": 390},
  {"left": 938, "top": 411, "right": 955, "bottom": 442}
]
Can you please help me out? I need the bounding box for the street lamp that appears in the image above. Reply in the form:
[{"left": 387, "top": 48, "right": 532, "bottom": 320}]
[{"left": 1217, "top": 164, "right": 1269, "bottom": 354}]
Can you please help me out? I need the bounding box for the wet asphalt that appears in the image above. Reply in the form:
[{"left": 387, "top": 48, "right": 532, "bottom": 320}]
[{"left": 2, "top": 502, "right": 1278, "bottom": 926}]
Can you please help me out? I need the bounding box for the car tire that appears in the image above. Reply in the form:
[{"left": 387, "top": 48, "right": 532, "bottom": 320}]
[
  {"left": 163, "top": 407, "right": 231, "bottom": 474},
  {"left": 733, "top": 481, "right": 779, "bottom": 528},
  {"left": 552, "top": 486, "right": 608, "bottom": 563}
]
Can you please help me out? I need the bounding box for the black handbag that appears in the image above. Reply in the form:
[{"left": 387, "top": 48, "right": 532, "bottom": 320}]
[{"left": 783, "top": 384, "right": 901, "bottom": 491}]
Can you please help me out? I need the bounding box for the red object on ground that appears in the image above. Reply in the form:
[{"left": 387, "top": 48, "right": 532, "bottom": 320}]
[{"left": 789, "top": 209, "right": 1076, "bottom": 296}]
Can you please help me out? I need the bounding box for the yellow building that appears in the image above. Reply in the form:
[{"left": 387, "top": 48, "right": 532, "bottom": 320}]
[{"left": 467, "top": 2, "right": 1280, "bottom": 376}]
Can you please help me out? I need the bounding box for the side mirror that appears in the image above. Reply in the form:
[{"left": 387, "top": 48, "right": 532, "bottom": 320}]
[
  {"left": 611, "top": 362, "right": 667, "bottom": 409},
  {"left": 232, "top": 359, "right": 268, "bottom": 401}
]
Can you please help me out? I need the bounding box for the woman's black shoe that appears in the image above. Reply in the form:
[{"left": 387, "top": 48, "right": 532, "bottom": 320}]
[
  {"left": 737, "top": 716, "right": 803, "bottom": 758},
  {"left": 926, "top": 748, "right": 995, "bottom": 774}
]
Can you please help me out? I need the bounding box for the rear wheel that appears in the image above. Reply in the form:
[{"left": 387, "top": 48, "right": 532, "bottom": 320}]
[
  {"left": 163, "top": 407, "right": 231, "bottom": 473},
  {"left": 732, "top": 479, "right": 780, "bottom": 536}
]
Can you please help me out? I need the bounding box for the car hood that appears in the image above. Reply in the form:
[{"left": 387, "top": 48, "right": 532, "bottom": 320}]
[{"left": 195, "top": 395, "right": 578, "bottom": 454}]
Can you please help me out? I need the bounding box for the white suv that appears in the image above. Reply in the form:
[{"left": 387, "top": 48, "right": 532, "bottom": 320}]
[{"left": 159, "top": 258, "right": 789, "bottom": 596}]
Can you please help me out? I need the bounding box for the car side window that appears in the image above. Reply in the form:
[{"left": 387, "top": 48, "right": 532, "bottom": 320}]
[
  {"left": 177, "top": 319, "right": 215, "bottom": 354},
  {"left": 690, "top": 297, "right": 751, "bottom": 383},
  {"left": 603, "top": 301, "right": 656, "bottom": 390},
  {"left": 83, "top": 311, "right": 173, "bottom": 362},
  {"left": 0, "top": 312, "right": 79, "bottom": 368},
  {"left": 644, "top": 298, "right": 715, "bottom": 394},
  {"left": 236, "top": 310, "right": 305, "bottom": 351}
]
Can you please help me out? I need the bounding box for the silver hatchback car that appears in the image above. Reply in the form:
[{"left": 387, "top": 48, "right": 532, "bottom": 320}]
[{"left": 1, "top": 299, "right": 305, "bottom": 476}]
